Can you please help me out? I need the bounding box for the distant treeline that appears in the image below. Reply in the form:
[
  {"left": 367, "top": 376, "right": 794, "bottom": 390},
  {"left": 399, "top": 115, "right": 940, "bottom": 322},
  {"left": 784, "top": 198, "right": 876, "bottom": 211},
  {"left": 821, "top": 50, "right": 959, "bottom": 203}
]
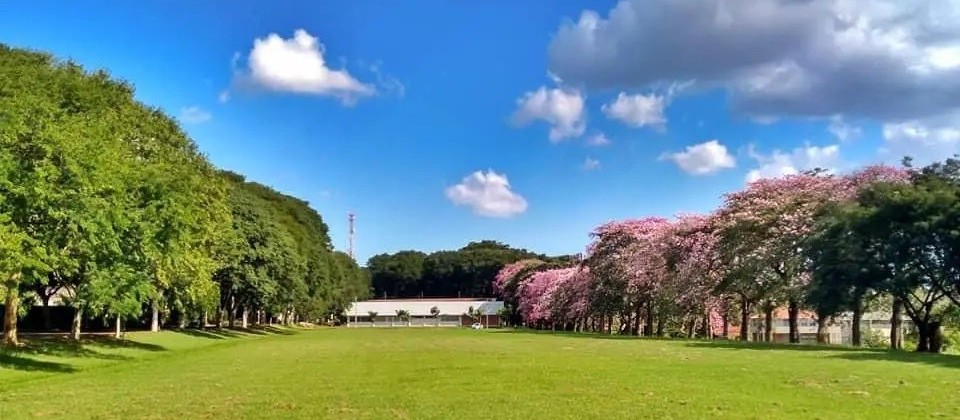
[{"left": 365, "top": 240, "right": 572, "bottom": 298}]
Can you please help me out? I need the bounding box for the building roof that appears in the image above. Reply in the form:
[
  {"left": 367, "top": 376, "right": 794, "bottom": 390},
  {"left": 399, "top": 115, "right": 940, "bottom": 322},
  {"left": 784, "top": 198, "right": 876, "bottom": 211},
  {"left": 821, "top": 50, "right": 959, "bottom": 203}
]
[{"left": 347, "top": 299, "right": 503, "bottom": 317}]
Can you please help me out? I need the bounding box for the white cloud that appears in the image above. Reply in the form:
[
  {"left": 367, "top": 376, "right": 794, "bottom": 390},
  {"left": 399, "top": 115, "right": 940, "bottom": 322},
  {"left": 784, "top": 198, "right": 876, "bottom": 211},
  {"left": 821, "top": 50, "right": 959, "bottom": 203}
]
[
  {"left": 238, "top": 29, "right": 375, "bottom": 104},
  {"left": 881, "top": 119, "right": 960, "bottom": 163},
  {"left": 218, "top": 90, "right": 230, "bottom": 104},
  {"left": 827, "top": 116, "right": 861, "bottom": 142},
  {"left": 586, "top": 132, "right": 611, "bottom": 147},
  {"left": 445, "top": 170, "right": 528, "bottom": 218},
  {"left": 745, "top": 143, "right": 841, "bottom": 183},
  {"left": 883, "top": 121, "right": 960, "bottom": 146},
  {"left": 661, "top": 140, "right": 736, "bottom": 175},
  {"left": 548, "top": 0, "right": 960, "bottom": 122},
  {"left": 179, "top": 106, "right": 212, "bottom": 124},
  {"left": 602, "top": 92, "right": 666, "bottom": 128},
  {"left": 582, "top": 157, "right": 601, "bottom": 171},
  {"left": 513, "top": 87, "right": 586, "bottom": 142}
]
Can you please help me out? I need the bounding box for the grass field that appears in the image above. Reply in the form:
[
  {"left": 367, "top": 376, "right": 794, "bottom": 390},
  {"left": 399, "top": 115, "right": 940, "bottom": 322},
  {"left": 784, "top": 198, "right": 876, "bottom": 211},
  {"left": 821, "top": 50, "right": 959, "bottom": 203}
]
[{"left": 2, "top": 328, "right": 960, "bottom": 419}]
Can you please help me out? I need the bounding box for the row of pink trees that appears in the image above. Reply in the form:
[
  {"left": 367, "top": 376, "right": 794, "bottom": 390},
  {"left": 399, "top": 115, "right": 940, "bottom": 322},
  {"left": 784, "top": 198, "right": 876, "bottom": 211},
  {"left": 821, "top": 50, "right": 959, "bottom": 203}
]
[{"left": 493, "top": 165, "right": 910, "bottom": 340}]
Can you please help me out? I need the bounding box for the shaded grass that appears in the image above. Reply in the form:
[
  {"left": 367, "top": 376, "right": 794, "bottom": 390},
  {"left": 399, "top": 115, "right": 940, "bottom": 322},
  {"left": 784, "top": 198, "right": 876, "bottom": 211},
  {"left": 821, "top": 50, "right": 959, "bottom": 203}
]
[
  {"left": 0, "top": 327, "right": 293, "bottom": 386},
  {"left": 3, "top": 328, "right": 960, "bottom": 419},
  {"left": 0, "top": 353, "right": 75, "bottom": 373}
]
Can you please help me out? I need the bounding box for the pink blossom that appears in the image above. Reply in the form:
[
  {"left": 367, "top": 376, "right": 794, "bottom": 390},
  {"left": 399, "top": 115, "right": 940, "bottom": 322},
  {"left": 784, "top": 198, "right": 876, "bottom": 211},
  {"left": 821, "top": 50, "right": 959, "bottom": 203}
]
[{"left": 493, "top": 259, "right": 543, "bottom": 298}]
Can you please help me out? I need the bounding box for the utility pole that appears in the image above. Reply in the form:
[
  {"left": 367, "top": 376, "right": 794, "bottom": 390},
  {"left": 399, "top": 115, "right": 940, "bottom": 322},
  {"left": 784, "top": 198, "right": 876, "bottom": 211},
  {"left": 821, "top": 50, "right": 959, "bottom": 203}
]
[{"left": 348, "top": 211, "right": 355, "bottom": 260}]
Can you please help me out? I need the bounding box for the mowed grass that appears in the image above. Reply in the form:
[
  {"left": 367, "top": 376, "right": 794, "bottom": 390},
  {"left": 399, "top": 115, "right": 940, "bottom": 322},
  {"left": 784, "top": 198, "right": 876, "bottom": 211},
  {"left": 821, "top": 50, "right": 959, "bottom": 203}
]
[{"left": 3, "top": 328, "right": 960, "bottom": 419}]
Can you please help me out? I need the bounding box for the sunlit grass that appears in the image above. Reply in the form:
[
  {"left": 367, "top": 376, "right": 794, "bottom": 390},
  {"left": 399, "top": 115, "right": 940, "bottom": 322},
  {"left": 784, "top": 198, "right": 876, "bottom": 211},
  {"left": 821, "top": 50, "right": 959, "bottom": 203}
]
[{"left": 2, "top": 327, "right": 960, "bottom": 419}]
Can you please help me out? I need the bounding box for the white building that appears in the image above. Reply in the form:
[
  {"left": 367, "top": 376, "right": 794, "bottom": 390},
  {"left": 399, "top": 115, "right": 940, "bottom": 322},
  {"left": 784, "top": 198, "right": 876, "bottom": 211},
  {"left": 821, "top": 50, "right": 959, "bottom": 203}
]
[
  {"left": 835, "top": 311, "right": 914, "bottom": 346},
  {"left": 345, "top": 298, "right": 504, "bottom": 328}
]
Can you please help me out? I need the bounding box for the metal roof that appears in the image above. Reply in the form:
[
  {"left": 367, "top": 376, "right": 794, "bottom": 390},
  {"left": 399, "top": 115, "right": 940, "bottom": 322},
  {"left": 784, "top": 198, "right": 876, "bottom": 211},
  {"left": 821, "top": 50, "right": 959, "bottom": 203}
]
[{"left": 347, "top": 299, "right": 503, "bottom": 317}]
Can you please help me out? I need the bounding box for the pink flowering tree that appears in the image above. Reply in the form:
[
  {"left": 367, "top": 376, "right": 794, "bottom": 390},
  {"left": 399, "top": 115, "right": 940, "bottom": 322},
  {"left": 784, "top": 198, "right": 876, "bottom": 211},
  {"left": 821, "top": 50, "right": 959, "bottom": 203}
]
[
  {"left": 493, "top": 259, "right": 543, "bottom": 298},
  {"left": 546, "top": 266, "right": 593, "bottom": 331},
  {"left": 586, "top": 217, "right": 672, "bottom": 335},
  {"left": 493, "top": 259, "right": 544, "bottom": 326},
  {"left": 663, "top": 213, "right": 727, "bottom": 338},
  {"left": 519, "top": 267, "right": 575, "bottom": 327}
]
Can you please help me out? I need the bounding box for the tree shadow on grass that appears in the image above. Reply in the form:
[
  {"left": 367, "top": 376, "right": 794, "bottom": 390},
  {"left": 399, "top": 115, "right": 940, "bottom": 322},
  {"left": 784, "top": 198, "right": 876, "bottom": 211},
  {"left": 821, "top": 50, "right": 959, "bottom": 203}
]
[
  {"left": 172, "top": 326, "right": 296, "bottom": 340},
  {"left": 248, "top": 325, "right": 296, "bottom": 335},
  {"left": 173, "top": 328, "right": 228, "bottom": 340},
  {"left": 830, "top": 351, "right": 960, "bottom": 370},
  {"left": 684, "top": 340, "right": 876, "bottom": 353},
  {"left": 0, "top": 352, "right": 75, "bottom": 373},
  {"left": 92, "top": 337, "right": 165, "bottom": 352},
  {"left": 13, "top": 336, "right": 162, "bottom": 361},
  {"left": 685, "top": 340, "right": 960, "bottom": 369},
  {"left": 494, "top": 328, "right": 651, "bottom": 341}
]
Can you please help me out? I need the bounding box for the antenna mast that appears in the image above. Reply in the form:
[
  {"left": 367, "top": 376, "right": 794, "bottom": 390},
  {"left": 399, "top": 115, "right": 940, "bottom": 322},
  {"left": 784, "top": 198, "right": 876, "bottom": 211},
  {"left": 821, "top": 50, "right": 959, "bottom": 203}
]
[{"left": 348, "top": 211, "right": 356, "bottom": 260}]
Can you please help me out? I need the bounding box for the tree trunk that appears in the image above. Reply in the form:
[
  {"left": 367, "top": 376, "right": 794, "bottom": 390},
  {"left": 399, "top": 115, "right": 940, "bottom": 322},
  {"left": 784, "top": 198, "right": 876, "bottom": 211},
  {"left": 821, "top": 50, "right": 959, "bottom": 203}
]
[
  {"left": 915, "top": 321, "right": 944, "bottom": 353},
  {"left": 702, "top": 311, "right": 711, "bottom": 339},
  {"left": 633, "top": 305, "right": 642, "bottom": 336},
  {"left": 2, "top": 273, "right": 21, "bottom": 347},
  {"left": 739, "top": 298, "right": 750, "bottom": 341},
  {"left": 644, "top": 302, "right": 654, "bottom": 337},
  {"left": 71, "top": 306, "right": 83, "bottom": 341},
  {"left": 788, "top": 300, "right": 800, "bottom": 344},
  {"left": 150, "top": 302, "right": 160, "bottom": 332},
  {"left": 722, "top": 309, "right": 730, "bottom": 340},
  {"left": 851, "top": 297, "right": 863, "bottom": 347},
  {"left": 890, "top": 298, "right": 902, "bottom": 350},
  {"left": 764, "top": 305, "right": 774, "bottom": 343},
  {"left": 816, "top": 316, "right": 829, "bottom": 344},
  {"left": 114, "top": 315, "right": 122, "bottom": 339},
  {"left": 656, "top": 314, "right": 664, "bottom": 337},
  {"left": 241, "top": 307, "right": 249, "bottom": 329},
  {"left": 930, "top": 321, "right": 943, "bottom": 353},
  {"left": 202, "top": 310, "right": 208, "bottom": 329},
  {"left": 917, "top": 321, "right": 931, "bottom": 352},
  {"left": 41, "top": 296, "right": 53, "bottom": 331}
]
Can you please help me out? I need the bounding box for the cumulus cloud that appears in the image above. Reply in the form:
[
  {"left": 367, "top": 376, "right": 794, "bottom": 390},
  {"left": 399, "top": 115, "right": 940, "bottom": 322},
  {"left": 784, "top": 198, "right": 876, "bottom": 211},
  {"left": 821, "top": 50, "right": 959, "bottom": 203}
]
[
  {"left": 602, "top": 92, "right": 666, "bottom": 128},
  {"left": 586, "top": 132, "right": 612, "bottom": 147},
  {"left": 236, "top": 29, "right": 375, "bottom": 104},
  {"left": 661, "top": 140, "right": 736, "bottom": 175},
  {"left": 582, "top": 157, "right": 601, "bottom": 171},
  {"left": 179, "top": 106, "right": 212, "bottom": 124},
  {"left": 513, "top": 87, "right": 586, "bottom": 142},
  {"left": 445, "top": 170, "right": 528, "bottom": 218},
  {"left": 548, "top": 0, "right": 960, "bottom": 122},
  {"left": 881, "top": 119, "right": 960, "bottom": 163},
  {"left": 745, "top": 143, "right": 841, "bottom": 183}
]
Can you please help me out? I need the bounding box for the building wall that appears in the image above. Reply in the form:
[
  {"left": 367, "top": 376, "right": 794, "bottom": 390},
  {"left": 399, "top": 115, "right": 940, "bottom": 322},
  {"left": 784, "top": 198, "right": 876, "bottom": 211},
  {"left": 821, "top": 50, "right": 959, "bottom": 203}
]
[{"left": 346, "top": 314, "right": 502, "bottom": 328}]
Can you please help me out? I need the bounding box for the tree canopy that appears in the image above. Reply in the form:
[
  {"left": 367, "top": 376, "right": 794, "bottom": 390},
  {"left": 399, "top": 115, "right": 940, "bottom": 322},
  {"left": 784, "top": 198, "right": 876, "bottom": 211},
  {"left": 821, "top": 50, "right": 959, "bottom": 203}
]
[
  {"left": 493, "top": 160, "right": 960, "bottom": 353},
  {"left": 0, "top": 44, "right": 367, "bottom": 345},
  {"left": 366, "top": 241, "right": 563, "bottom": 299}
]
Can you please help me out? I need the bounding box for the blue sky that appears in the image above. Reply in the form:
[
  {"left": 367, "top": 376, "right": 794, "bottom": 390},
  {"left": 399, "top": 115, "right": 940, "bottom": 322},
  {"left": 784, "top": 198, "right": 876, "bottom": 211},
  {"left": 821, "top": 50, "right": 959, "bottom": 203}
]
[{"left": 3, "top": 0, "right": 959, "bottom": 263}]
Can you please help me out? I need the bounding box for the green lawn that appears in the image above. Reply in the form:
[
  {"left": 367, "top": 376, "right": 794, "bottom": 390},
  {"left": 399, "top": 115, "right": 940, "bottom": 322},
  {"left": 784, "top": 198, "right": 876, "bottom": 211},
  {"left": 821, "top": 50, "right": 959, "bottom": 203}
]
[{"left": 2, "top": 328, "right": 960, "bottom": 419}]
